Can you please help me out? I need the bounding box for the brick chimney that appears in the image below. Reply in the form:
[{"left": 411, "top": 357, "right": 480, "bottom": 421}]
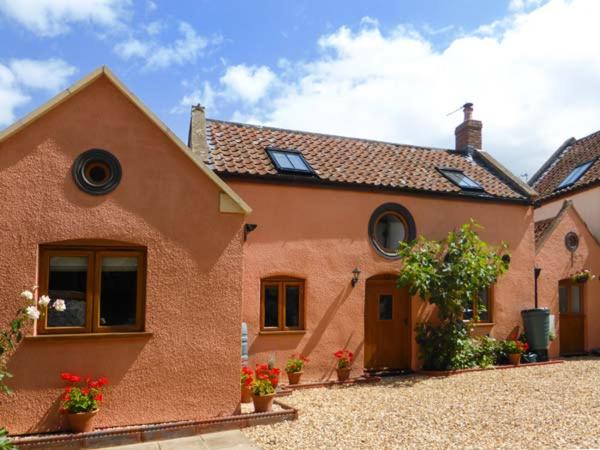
[
  {"left": 188, "top": 104, "right": 210, "bottom": 164},
  {"left": 454, "top": 102, "right": 482, "bottom": 150}
]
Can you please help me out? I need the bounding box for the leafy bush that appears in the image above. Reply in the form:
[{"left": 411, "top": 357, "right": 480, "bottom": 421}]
[
  {"left": 251, "top": 379, "right": 275, "bottom": 396},
  {"left": 0, "top": 427, "right": 16, "bottom": 450},
  {"left": 399, "top": 221, "right": 510, "bottom": 370}
]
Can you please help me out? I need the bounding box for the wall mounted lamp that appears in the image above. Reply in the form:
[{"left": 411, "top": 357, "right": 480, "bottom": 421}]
[
  {"left": 244, "top": 223, "right": 258, "bottom": 241},
  {"left": 351, "top": 268, "right": 361, "bottom": 287}
]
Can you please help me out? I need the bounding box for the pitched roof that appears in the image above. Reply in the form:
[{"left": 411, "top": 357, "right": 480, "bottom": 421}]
[
  {"left": 530, "top": 130, "right": 600, "bottom": 202},
  {"left": 0, "top": 67, "right": 251, "bottom": 214},
  {"left": 202, "top": 119, "right": 533, "bottom": 202},
  {"left": 534, "top": 218, "right": 555, "bottom": 247}
]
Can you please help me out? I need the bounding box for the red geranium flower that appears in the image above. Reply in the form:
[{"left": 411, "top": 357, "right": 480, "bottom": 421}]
[
  {"left": 81, "top": 388, "right": 89, "bottom": 396},
  {"left": 97, "top": 377, "right": 109, "bottom": 387},
  {"left": 60, "top": 372, "right": 73, "bottom": 381},
  {"left": 94, "top": 394, "right": 103, "bottom": 402}
]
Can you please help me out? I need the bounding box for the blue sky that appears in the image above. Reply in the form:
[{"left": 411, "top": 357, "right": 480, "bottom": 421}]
[{"left": 2, "top": 0, "right": 600, "bottom": 177}]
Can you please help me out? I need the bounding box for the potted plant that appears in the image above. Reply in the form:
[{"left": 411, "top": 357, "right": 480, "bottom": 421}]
[
  {"left": 240, "top": 367, "right": 253, "bottom": 403},
  {"left": 571, "top": 269, "right": 596, "bottom": 284},
  {"left": 250, "top": 378, "right": 276, "bottom": 413},
  {"left": 285, "top": 354, "right": 308, "bottom": 385},
  {"left": 59, "top": 373, "right": 108, "bottom": 433},
  {"left": 503, "top": 340, "right": 528, "bottom": 366},
  {"left": 333, "top": 349, "right": 353, "bottom": 381}
]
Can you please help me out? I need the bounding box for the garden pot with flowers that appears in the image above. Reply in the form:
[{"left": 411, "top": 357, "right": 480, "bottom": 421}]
[
  {"left": 285, "top": 354, "right": 308, "bottom": 385},
  {"left": 60, "top": 373, "right": 108, "bottom": 433},
  {"left": 251, "top": 369, "right": 276, "bottom": 413},
  {"left": 240, "top": 367, "right": 253, "bottom": 403},
  {"left": 334, "top": 349, "right": 353, "bottom": 381},
  {"left": 503, "top": 340, "right": 528, "bottom": 366},
  {"left": 571, "top": 269, "right": 596, "bottom": 284}
]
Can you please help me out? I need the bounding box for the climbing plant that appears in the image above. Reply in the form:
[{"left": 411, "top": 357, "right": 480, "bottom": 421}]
[{"left": 397, "top": 220, "right": 510, "bottom": 370}]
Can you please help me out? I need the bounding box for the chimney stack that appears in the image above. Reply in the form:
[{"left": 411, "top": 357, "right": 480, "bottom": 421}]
[
  {"left": 454, "top": 102, "right": 482, "bottom": 150},
  {"left": 188, "top": 104, "right": 210, "bottom": 164}
]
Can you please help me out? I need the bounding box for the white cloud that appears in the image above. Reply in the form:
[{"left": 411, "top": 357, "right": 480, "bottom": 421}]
[
  {"left": 114, "top": 39, "right": 150, "bottom": 60},
  {"left": 114, "top": 22, "right": 212, "bottom": 71},
  {"left": 185, "top": 0, "right": 600, "bottom": 177},
  {"left": 9, "top": 59, "right": 77, "bottom": 91},
  {"left": 171, "top": 81, "right": 216, "bottom": 114},
  {"left": 220, "top": 65, "right": 277, "bottom": 103},
  {"left": 0, "top": 0, "right": 130, "bottom": 36},
  {"left": 509, "top": 0, "right": 544, "bottom": 12},
  {"left": 0, "top": 58, "right": 76, "bottom": 125}
]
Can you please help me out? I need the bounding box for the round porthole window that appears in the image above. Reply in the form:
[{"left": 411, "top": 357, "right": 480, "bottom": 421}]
[
  {"left": 72, "top": 149, "right": 122, "bottom": 195},
  {"left": 565, "top": 232, "right": 579, "bottom": 252},
  {"left": 368, "top": 203, "right": 416, "bottom": 259}
]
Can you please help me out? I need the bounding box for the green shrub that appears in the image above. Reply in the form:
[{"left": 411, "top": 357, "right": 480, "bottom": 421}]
[{"left": 0, "top": 428, "right": 16, "bottom": 450}]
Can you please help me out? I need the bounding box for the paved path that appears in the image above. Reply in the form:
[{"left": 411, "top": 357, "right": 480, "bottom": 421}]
[{"left": 99, "top": 430, "right": 261, "bottom": 450}]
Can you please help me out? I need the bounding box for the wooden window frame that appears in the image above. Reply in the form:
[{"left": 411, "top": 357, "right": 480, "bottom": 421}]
[
  {"left": 465, "top": 286, "right": 494, "bottom": 324},
  {"left": 38, "top": 244, "right": 146, "bottom": 335},
  {"left": 260, "top": 277, "right": 305, "bottom": 332}
]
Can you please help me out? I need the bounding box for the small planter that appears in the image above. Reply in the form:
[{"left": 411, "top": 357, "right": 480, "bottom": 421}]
[
  {"left": 241, "top": 385, "right": 253, "bottom": 403},
  {"left": 576, "top": 277, "right": 587, "bottom": 284},
  {"left": 336, "top": 367, "right": 351, "bottom": 382},
  {"left": 66, "top": 410, "right": 98, "bottom": 433},
  {"left": 286, "top": 371, "right": 303, "bottom": 385},
  {"left": 508, "top": 353, "right": 522, "bottom": 366},
  {"left": 252, "top": 393, "right": 275, "bottom": 413}
]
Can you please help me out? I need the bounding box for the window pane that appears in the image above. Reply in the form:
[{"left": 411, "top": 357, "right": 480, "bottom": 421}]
[
  {"left": 464, "top": 301, "right": 474, "bottom": 321},
  {"left": 264, "top": 285, "right": 279, "bottom": 327},
  {"left": 47, "top": 256, "right": 88, "bottom": 327},
  {"left": 559, "top": 286, "right": 568, "bottom": 313},
  {"left": 374, "top": 213, "right": 406, "bottom": 252},
  {"left": 285, "top": 285, "right": 300, "bottom": 327},
  {"left": 379, "top": 295, "right": 393, "bottom": 320},
  {"left": 287, "top": 154, "right": 310, "bottom": 171},
  {"left": 99, "top": 256, "right": 138, "bottom": 327},
  {"left": 272, "top": 151, "right": 294, "bottom": 169},
  {"left": 478, "top": 289, "right": 490, "bottom": 322},
  {"left": 571, "top": 285, "right": 581, "bottom": 314}
]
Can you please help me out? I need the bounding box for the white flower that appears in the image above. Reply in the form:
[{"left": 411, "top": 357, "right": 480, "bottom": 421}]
[
  {"left": 25, "top": 305, "right": 40, "bottom": 320},
  {"left": 38, "top": 295, "right": 51, "bottom": 307},
  {"left": 20, "top": 290, "right": 33, "bottom": 301},
  {"left": 53, "top": 299, "right": 66, "bottom": 312}
]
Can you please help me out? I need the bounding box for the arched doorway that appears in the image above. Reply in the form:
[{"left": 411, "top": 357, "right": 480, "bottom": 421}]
[{"left": 364, "top": 274, "right": 411, "bottom": 370}]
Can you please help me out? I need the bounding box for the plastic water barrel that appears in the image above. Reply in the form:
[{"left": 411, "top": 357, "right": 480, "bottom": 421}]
[{"left": 521, "top": 308, "right": 550, "bottom": 354}]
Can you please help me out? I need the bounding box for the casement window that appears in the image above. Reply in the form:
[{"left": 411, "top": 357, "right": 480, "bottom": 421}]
[
  {"left": 38, "top": 245, "right": 146, "bottom": 334},
  {"left": 464, "top": 287, "right": 493, "bottom": 323},
  {"left": 260, "top": 277, "right": 305, "bottom": 331}
]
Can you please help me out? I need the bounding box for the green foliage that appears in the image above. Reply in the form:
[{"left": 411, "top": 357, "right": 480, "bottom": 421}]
[
  {"left": 0, "top": 427, "right": 17, "bottom": 450},
  {"left": 250, "top": 379, "right": 275, "bottom": 396},
  {"left": 62, "top": 387, "right": 100, "bottom": 414},
  {"left": 0, "top": 307, "right": 29, "bottom": 395},
  {"left": 398, "top": 221, "right": 510, "bottom": 370}
]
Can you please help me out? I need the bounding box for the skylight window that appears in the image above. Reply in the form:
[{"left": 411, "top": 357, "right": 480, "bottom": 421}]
[
  {"left": 438, "top": 168, "right": 484, "bottom": 191},
  {"left": 556, "top": 159, "right": 595, "bottom": 190},
  {"left": 266, "top": 148, "right": 314, "bottom": 174}
]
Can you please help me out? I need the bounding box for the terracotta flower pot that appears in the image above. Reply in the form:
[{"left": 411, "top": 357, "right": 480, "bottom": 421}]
[
  {"left": 336, "top": 367, "right": 351, "bottom": 382},
  {"left": 252, "top": 393, "right": 275, "bottom": 413},
  {"left": 241, "top": 384, "right": 253, "bottom": 403},
  {"left": 66, "top": 410, "right": 98, "bottom": 433},
  {"left": 286, "top": 371, "right": 303, "bottom": 385},
  {"left": 508, "top": 353, "right": 521, "bottom": 366}
]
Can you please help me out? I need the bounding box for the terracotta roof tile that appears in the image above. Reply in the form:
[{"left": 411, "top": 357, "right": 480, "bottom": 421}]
[
  {"left": 534, "top": 218, "right": 554, "bottom": 245},
  {"left": 531, "top": 130, "right": 600, "bottom": 200},
  {"left": 204, "top": 120, "right": 528, "bottom": 200}
]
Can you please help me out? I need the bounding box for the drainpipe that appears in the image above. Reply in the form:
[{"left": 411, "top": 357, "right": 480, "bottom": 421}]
[{"left": 534, "top": 267, "right": 542, "bottom": 308}]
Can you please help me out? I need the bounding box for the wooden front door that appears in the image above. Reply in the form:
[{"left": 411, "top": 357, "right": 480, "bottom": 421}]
[
  {"left": 364, "top": 277, "right": 410, "bottom": 370},
  {"left": 559, "top": 280, "right": 585, "bottom": 355}
]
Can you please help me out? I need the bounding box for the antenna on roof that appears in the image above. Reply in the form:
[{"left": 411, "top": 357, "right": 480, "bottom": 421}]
[{"left": 446, "top": 105, "right": 465, "bottom": 116}]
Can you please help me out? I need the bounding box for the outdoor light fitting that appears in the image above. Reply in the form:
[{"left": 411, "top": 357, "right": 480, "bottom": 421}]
[{"left": 351, "top": 268, "right": 361, "bottom": 287}]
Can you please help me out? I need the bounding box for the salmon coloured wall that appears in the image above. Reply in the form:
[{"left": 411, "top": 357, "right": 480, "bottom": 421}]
[
  {"left": 535, "top": 205, "right": 600, "bottom": 357},
  {"left": 229, "top": 179, "right": 536, "bottom": 379},
  {"left": 0, "top": 75, "right": 245, "bottom": 434}
]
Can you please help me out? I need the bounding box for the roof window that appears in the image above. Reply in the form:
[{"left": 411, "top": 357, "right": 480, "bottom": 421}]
[
  {"left": 438, "top": 168, "right": 484, "bottom": 191},
  {"left": 556, "top": 159, "right": 595, "bottom": 190},
  {"left": 266, "top": 148, "right": 313, "bottom": 174}
]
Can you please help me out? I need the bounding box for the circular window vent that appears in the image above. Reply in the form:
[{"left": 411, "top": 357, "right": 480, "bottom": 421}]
[
  {"left": 368, "top": 203, "right": 416, "bottom": 259},
  {"left": 72, "top": 149, "right": 122, "bottom": 195},
  {"left": 565, "top": 232, "right": 579, "bottom": 252}
]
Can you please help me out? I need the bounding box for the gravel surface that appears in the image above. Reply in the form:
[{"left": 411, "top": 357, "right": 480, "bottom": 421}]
[{"left": 243, "top": 358, "right": 600, "bottom": 449}]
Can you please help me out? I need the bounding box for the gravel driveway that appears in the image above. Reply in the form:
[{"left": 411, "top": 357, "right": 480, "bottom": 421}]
[{"left": 244, "top": 358, "right": 600, "bottom": 449}]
